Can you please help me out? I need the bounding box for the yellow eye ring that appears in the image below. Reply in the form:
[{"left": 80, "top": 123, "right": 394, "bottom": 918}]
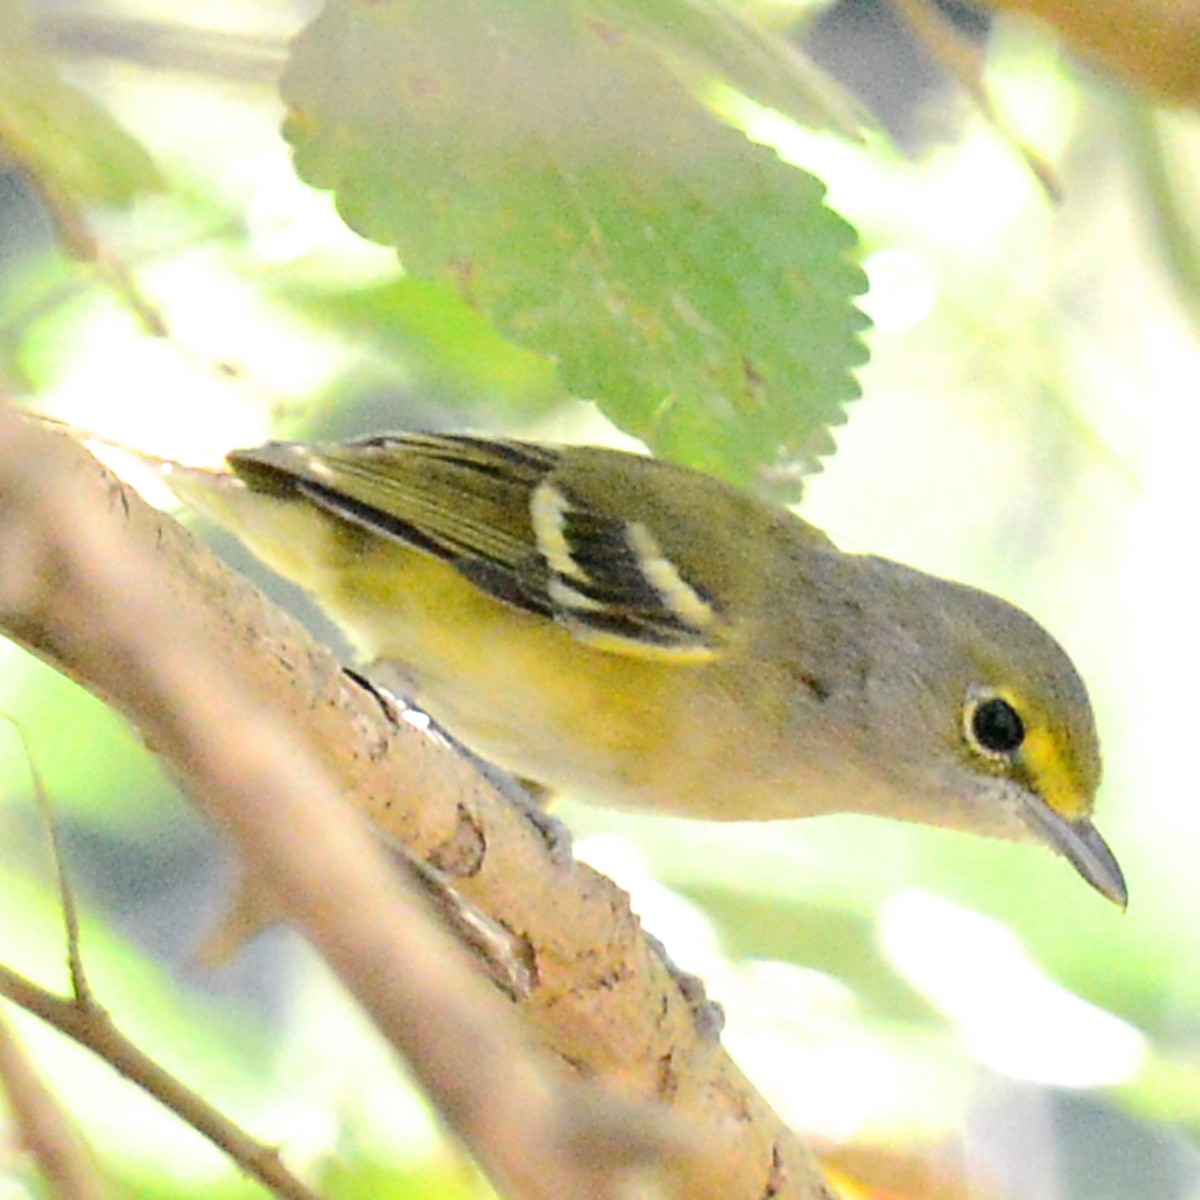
[{"left": 963, "top": 689, "right": 1026, "bottom": 760}]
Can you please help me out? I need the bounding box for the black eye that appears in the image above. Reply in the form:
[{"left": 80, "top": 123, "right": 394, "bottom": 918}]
[{"left": 968, "top": 696, "right": 1025, "bottom": 755}]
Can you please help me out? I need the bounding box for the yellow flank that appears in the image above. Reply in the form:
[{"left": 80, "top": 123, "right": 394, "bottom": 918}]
[
  {"left": 328, "top": 541, "right": 711, "bottom": 797},
  {"left": 295, "top": 529, "right": 838, "bottom": 819}
]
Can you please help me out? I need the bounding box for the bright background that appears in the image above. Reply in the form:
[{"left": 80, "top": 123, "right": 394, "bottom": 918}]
[{"left": 1, "top": 1, "right": 1198, "bottom": 1197}]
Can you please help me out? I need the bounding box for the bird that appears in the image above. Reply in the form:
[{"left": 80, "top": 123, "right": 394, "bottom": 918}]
[{"left": 146, "top": 430, "right": 1125, "bottom": 907}]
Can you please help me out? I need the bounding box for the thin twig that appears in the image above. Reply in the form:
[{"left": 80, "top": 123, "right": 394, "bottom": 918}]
[
  {"left": 0, "top": 130, "right": 168, "bottom": 338},
  {"left": 0, "top": 963, "right": 325, "bottom": 1200},
  {"left": 889, "top": 0, "right": 1063, "bottom": 202},
  {"left": 0, "top": 716, "right": 91, "bottom": 1005},
  {"left": 43, "top": 14, "right": 288, "bottom": 85}
]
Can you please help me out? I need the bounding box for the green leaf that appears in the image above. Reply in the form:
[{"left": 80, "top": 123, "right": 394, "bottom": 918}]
[{"left": 282, "top": 0, "right": 868, "bottom": 496}]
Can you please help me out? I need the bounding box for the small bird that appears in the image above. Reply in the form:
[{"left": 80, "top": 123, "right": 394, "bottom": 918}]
[{"left": 161, "top": 432, "right": 1125, "bottom": 906}]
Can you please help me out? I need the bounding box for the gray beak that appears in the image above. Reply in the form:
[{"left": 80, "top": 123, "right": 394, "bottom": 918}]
[
  {"left": 1058, "top": 821, "right": 1127, "bottom": 909},
  {"left": 1022, "top": 797, "right": 1127, "bottom": 908}
]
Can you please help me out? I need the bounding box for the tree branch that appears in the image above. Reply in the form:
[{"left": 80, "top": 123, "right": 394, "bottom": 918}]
[
  {"left": 0, "top": 406, "right": 834, "bottom": 1200},
  {"left": 0, "top": 966, "right": 322, "bottom": 1200}
]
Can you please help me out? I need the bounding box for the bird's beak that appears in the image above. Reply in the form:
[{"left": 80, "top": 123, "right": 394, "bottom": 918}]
[{"left": 1022, "top": 797, "right": 1127, "bottom": 908}]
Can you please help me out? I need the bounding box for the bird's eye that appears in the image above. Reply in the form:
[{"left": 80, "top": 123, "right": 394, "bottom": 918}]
[{"left": 965, "top": 693, "right": 1026, "bottom": 757}]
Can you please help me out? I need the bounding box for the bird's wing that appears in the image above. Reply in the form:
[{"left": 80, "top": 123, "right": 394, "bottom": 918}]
[{"left": 228, "top": 433, "right": 734, "bottom": 661}]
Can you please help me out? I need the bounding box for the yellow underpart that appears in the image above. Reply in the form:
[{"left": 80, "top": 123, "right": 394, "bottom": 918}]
[{"left": 323, "top": 542, "right": 732, "bottom": 783}]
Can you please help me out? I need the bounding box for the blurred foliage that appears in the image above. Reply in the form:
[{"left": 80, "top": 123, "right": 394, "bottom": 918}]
[
  {"left": 320, "top": 1154, "right": 485, "bottom": 1200},
  {"left": 585, "top": 0, "right": 867, "bottom": 135},
  {"left": 0, "top": 0, "right": 1198, "bottom": 1198},
  {"left": 0, "top": 0, "right": 162, "bottom": 210},
  {"left": 275, "top": 275, "right": 569, "bottom": 426}
]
